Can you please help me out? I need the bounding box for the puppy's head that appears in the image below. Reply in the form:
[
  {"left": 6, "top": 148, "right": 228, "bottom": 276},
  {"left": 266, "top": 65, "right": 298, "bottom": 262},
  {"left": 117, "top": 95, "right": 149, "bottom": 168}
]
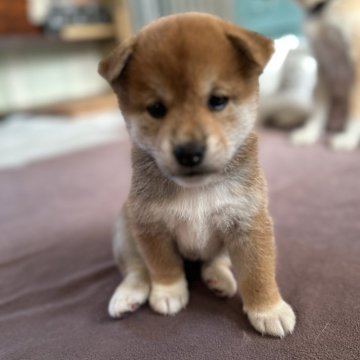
[{"left": 99, "top": 13, "right": 273, "bottom": 187}]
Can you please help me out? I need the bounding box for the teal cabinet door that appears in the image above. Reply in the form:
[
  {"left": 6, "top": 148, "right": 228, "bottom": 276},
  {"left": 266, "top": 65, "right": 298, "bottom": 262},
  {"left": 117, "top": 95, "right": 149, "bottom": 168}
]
[{"left": 235, "top": 0, "right": 302, "bottom": 38}]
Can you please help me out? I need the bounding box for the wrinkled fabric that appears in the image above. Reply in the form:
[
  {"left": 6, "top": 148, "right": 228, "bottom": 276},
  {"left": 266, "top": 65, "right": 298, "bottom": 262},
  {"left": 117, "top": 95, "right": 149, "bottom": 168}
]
[{"left": 0, "top": 132, "right": 359, "bottom": 360}]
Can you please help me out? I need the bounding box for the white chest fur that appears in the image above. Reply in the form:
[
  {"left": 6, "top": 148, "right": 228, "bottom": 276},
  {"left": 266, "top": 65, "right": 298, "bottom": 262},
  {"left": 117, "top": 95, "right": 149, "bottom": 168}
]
[
  {"left": 150, "top": 181, "right": 254, "bottom": 260},
  {"left": 170, "top": 184, "right": 234, "bottom": 260}
]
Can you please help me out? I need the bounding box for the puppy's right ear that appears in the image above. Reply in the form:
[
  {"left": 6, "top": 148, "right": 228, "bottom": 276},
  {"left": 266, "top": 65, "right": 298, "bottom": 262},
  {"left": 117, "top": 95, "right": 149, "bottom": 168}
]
[{"left": 98, "top": 37, "right": 136, "bottom": 83}]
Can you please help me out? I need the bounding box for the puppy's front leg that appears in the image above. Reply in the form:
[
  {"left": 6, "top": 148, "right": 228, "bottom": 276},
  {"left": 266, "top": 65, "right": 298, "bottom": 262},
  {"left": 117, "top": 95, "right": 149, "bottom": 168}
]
[
  {"left": 226, "top": 210, "right": 296, "bottom": 337},
  {"left": 134, "top": 223, "right": 189, "bottom": 315}
]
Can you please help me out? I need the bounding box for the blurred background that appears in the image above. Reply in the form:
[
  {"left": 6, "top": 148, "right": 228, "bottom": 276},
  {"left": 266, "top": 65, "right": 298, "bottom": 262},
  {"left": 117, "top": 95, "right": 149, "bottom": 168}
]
[{"left": 0, "top": 0, "right": 315, "bottom": 168}]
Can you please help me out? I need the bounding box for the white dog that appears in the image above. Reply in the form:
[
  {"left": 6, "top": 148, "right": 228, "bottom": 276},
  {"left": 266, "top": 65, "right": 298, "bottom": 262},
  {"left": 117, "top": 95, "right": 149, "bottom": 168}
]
[{"left": 292, "top": 0, "right": 360, "bottom": 151}]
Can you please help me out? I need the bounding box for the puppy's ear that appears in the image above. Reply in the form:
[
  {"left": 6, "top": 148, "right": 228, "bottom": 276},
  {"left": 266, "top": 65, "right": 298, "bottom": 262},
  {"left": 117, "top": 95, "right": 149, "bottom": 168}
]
[
  {"left": 225, "top": 24, "right": 274, "bottom": 75},
  {"left": 98, "top": 37, "right": 136, "bottom": 83}
]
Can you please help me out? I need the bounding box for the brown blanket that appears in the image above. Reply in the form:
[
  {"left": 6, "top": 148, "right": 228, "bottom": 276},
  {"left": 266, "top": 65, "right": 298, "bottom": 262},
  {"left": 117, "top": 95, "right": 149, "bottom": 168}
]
[{"left": 1, "top": 132, "right": 359, "bottom": 360}]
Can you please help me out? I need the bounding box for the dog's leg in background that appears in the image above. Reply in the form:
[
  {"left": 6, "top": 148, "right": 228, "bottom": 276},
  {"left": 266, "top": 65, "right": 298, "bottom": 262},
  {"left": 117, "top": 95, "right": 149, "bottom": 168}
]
[
  {"left": 330, "top": 66, "right": 360, "bottom": 151},
  {"left": 108, "top": 210, "right": 150, "bottom": 318},
  {"left": 329, "top": 8, "right": 360, "bottom": 151},
  {"left": 201, "top": 251, "right": 237, "bottom": 298},
  {"left": 134, "top": 224, "right": 189, "bottom": 315},
  {"left": 291, "top": 81, "right": 328, "bottom": 145},
  {"left": 226, "top": 210, "right": 296, "bottom": 337}
]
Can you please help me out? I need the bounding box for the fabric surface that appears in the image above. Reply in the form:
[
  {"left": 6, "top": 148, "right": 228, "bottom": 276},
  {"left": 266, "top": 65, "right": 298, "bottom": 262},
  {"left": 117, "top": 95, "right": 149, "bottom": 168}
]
[{"left": 1, "top": 132, "right": 359, "bottom": 360}]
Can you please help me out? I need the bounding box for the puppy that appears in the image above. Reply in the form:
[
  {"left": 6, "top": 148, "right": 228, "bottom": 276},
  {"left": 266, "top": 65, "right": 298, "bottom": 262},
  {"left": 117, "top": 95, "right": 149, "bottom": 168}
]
[
  {"left": 292, "top": 0, "right": 360, "bottom": 150},
  {"left": 99, "top": 13, "right": 296, "bottom": 337}
]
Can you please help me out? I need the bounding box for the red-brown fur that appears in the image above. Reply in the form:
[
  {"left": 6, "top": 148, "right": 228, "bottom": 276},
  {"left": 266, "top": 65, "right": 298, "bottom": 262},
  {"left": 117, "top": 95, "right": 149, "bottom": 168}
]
[{"left": 99, "top": 13, "right": 295, "bottom": 337}]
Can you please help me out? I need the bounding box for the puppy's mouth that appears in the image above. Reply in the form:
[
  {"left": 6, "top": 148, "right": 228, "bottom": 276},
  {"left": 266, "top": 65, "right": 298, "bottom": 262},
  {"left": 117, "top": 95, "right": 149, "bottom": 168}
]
[
  {"left": 171, "top": 169, "right": 218, "bottom": 187},
  {"left": 183, "top": 169, "right": 215, "bottom": 177}
]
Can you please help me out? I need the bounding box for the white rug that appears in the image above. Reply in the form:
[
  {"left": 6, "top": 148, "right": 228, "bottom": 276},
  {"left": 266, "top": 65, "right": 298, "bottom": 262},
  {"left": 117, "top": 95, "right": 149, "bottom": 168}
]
[{"left": 0, "top": 110, "right": 126, "bottom": 169}]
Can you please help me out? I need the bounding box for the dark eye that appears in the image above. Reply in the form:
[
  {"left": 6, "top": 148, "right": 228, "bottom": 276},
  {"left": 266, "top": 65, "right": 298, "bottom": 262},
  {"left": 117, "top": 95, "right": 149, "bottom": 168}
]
[
  {"left": 146, "top": 102, "right": 167, "bottom": 119},
  {"left": 208, "top": 96, "right": 229, "bottom": 112}
]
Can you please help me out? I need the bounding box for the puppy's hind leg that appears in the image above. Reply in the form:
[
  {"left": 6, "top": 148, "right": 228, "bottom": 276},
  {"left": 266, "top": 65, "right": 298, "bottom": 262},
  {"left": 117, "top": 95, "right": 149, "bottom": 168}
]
[
  {"left": 108, "top": 211, "right": 150, "bottom": 318},
  {"left": 201, "top": 251, "right": 237, "bottom": 298}
]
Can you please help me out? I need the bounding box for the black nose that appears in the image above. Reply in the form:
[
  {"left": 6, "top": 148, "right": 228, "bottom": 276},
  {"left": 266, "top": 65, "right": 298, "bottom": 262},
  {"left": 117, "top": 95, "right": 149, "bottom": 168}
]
[{"left": 173, "top": 142, "right": 206, "bottom": 167}]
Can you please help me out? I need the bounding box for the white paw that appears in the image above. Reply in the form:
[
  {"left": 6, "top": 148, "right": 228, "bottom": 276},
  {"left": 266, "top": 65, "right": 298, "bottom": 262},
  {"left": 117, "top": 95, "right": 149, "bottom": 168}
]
[
  {"left": 330, "top": 131, "right": 359, "bottom": 151},
  {"left": 149, "top": 277, "right": 189, "bottom": 315},
  {"left": 245, "top": 300, "right": 296, "bottom": 338},
  {"left": 291, "top": 125, "right": 321, "bottom": 146},
  {"left": 202, "top": 263, "right": 237, "bottom": 298},
  {"left": 108, "top": 277, "right": 150, "bottom": 318}
]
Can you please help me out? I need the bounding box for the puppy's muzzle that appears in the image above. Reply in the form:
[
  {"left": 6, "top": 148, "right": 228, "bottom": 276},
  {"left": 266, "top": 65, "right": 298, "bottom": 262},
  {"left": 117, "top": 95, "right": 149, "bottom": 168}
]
[{"left": 173, "top": 142, "right": 206, "bottom": 168}]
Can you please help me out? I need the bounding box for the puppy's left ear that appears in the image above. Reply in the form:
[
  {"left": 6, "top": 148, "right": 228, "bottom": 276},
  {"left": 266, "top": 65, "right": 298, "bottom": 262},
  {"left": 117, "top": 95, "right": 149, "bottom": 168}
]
[
  {"left": 225, "top": 24, "right": 274, "bottom": 75},
  {"left": 98, "top": 37, "right": 136, "bottom": 83}
]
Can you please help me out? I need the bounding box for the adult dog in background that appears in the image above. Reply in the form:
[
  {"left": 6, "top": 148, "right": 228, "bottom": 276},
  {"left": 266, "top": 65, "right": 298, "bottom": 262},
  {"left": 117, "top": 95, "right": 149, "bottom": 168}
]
[
  {"left": 292, "top": 0, "right": 360, "bottom": 150},
  {"left": 99, "top": 13, "right": 296, "bottom": 337}
]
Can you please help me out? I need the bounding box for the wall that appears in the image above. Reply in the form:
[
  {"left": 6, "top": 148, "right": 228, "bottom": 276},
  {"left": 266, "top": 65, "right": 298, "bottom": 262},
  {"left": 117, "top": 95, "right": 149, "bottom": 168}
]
[
  {"left": 0, "top": 42, "right": 107, "bottom": 113},
  {"left": 235, "top": 0, "right": 302, "bottom": 38}
]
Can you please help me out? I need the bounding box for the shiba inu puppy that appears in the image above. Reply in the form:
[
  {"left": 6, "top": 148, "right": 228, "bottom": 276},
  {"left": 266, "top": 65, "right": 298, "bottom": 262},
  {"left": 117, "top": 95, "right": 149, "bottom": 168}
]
[
  {"left": 99, "top": 13, "right": 296, "bottom": 337},
  {"left": 292, "top": 0, "right": 360, "bottom": 150}
]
